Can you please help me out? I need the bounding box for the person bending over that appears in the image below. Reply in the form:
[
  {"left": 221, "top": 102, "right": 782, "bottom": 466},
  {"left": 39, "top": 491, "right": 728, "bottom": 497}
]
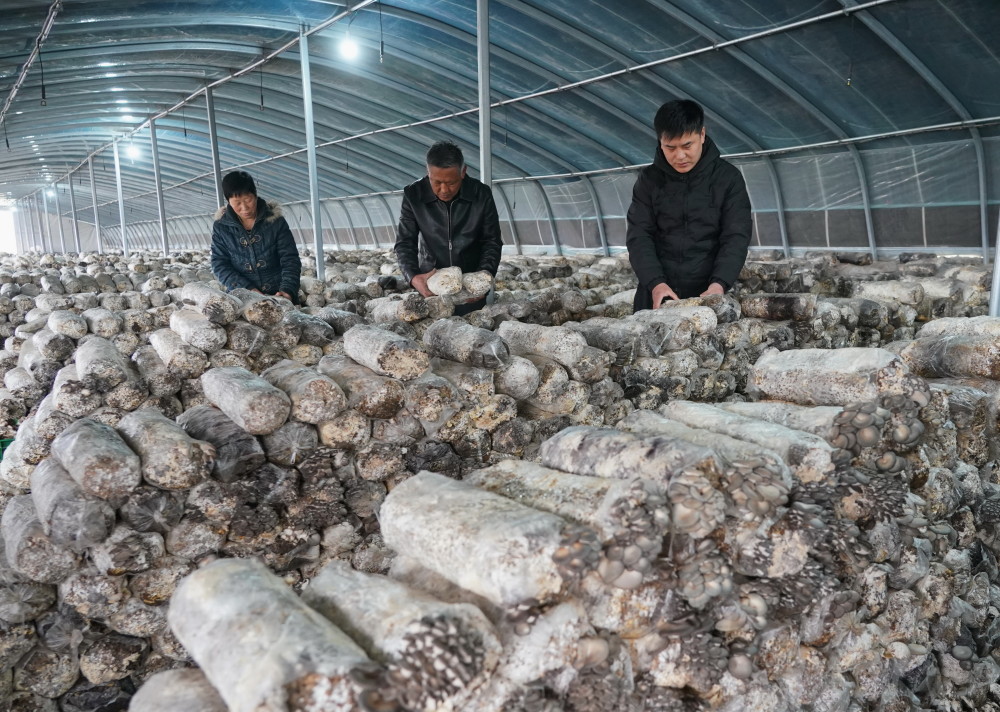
[
  {"left": 394, "top": 140, "right": 503, "bottom": 316},
  {"left": 211, "top": 170, "right": 301, "bottom": 304},
  {"left": 626, "top": 99, "right": 752, "bottom": 312}
]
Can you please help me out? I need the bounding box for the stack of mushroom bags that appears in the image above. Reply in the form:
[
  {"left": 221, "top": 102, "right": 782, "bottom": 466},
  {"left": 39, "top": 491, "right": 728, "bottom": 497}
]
[{"left": 0, "top": 248, "right": 991, "bottom": 711}]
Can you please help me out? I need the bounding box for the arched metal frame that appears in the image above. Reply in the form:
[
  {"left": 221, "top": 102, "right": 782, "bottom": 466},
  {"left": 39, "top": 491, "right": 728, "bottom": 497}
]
[
  {"left": 535, "top": 183, "right": 562, "bottom": 256},
  {"left": 5, "top": 0, "right": 995, "bottom": 286},
  {"left": 330, "top": 200, "right": 360, "bottom": 248},
  {"left": 89, "top": 158, "right": 103, "bottom": 254},
  {"left": 300, "top": 28, "right": 325, "bottom": 280},
  {"left": 319, "top": 202, "right": 340, "bottom": 251},
  {"left": 149, "top": 118, "right": 169, "bottom": 256},
  {"left": 67, "top": 170, "right": 81, "bottom": 252},
  {"left": 53, "top": 183, "right": 66, "bottom": 253},
  {"left": 836, "top": 0, "right": 990, "bottom": 264},
  {"left": 354, "top": 199, "right": 378, "bottom": 248},
  {"left": 40, "top": 190, "right": 52, "bottom": 253},
  {"left": 580, "top": 175, "right": 609, "bottom": 256},
  {"left": 377, "top": 195, "right": 397, "bottom": 251},
  {"left": 492, "top": 184, "right": 521, "bottom": 255}
]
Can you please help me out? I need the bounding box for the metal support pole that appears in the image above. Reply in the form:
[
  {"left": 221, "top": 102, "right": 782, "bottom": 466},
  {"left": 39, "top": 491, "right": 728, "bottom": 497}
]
[
  {"left": 35, "top": 194, "right": 46, "bottom": 252},
  {"left": 12, "top": 203, "right": 23, "bottom": 255},
  {"left": 848, "top": 145, "right": 877, "bottom": 261},
  {"left": 22, "top": 202, "right": 31, "bottom": 253},
  {"left": 763, "top": 159, "right": 790, "bottom": 258},
  {"left": 41, "top": 189, "right": 52, "bottom": 253},
  {"left": 580, "top": 176, "right": 609, "bottom": 256},
  {"left": 300, "top": 30, "right": 325, "bottom": 280},
  {"left": 477, "top": 0, "right": 492, "bottom": 187},
  {"left": 26, "top": 198, "right": 35, "bottom": 252},
  {"left": 150, "top": 118, "right": 169, "bottom": 256},
  {"left": 972, "top": 128, "right": 989, "bottom": 265},
  {"left": 67, "top": 172, "right": 81, "bottom": 253},
  {"left": 26, "top": 197, "right": 34, "bottom": 252},
  {"left": 22, "top": 201, "right": 32, "bottom": 253},
  {"left": 29, "top": 196, "right": 39, "bottom": 252},
  {"left": 53, "top": 183, "right": 66, "bottom": 253},
  {"left": 205, "top": 87, "right": 224, "bottom": 208},
  {"left": 113, "top": 141, "right": 129, "bottom": 258},
  {"left": 89, "top": 158, "right": 103, "bottom": 254},
  {"left": 990, "top": 209, "right": 1000, "bottom": 317},
  {"left": 492, "top": 183, "right": 521, "bottom": 255}
]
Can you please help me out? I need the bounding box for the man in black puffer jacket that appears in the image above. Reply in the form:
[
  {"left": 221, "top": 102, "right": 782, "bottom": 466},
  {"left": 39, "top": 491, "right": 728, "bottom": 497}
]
[
  {"left": 394, "top": 141, "right": 503, "bottom": 316},
  {"left": 626, "top": 100, "right": 752, "bottom": 312},
  {"left": 211, "top": 171, "right": 302, "bottom": 304}
]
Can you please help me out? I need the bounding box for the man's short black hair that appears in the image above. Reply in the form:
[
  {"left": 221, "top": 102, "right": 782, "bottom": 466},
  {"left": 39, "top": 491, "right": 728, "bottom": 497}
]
[
  {"left": 653, "top": 100, "right": 705, "bottom": 141},
  {"left": 222, "top": 171, "right": 257, "bottom": 200},
  {"left": 426, "top": 141, "right": 464, "bottom": 170}
]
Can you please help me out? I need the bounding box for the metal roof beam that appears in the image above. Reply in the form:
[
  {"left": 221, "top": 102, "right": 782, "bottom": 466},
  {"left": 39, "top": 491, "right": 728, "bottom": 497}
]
[
  {"left": 27, "top": 1, "right": 377, "bottom": 189},
  {"left": 0, "top": 0, "right": 62, "bottom": 128}
]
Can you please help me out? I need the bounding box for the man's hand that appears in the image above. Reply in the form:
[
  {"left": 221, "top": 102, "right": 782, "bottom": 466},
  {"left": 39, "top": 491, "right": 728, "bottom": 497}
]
[
  {"left": 651, "top": 282, "right": 679, "bottom": 308},
  {"left": 410, "top": 269, "right": 436, "bottom": 298},
  {"left": 700, "top": 282, "right": 725, "bottom": 297},
  {"left": 275, "top": 291, "right": 292, "bottom": 300}
]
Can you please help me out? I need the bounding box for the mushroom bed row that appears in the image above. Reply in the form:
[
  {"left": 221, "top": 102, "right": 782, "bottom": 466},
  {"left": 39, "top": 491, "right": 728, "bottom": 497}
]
[{"left": 0, "top": 248, "right": 998, "bottom": 712}]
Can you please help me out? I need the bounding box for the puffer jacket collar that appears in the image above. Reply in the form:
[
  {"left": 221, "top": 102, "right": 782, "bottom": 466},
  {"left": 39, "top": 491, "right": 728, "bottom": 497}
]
[
  {"left": 213, "top": 197, "right": 284, "bottom": 226},
  {"left": 650, "top": 134, "right": 721, "bottom": 181}
]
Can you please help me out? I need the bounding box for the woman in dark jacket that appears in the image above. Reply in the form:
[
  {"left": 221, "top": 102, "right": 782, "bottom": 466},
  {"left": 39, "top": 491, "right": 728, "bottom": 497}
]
[
  {"left": 210, "top": 171, "right": 302, "bottom": 303},
  {"left": 626, "top": 100, "right": 752, "bottom": 312}
]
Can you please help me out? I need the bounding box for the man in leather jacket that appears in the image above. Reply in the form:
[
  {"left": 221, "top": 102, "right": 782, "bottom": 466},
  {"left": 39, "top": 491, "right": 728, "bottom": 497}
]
[
  {"left": 394, "top": 141, "right": 503, "bottom": 315},
  {"left": 626, "top": 100, "right": 752, "bottom": 312},
  {"left": 211, "top": 171, "right": 301, "bottom": 304}
]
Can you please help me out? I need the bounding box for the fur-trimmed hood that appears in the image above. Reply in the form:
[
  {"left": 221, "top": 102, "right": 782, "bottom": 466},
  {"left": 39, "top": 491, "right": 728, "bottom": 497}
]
[{"left": 213, "top": 198, "right": 283, "bottom": 224}]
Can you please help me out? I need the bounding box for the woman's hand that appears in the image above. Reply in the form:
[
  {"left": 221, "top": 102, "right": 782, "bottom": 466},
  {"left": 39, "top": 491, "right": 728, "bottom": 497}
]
[{"left": 275, "top": 291, "right": 292, "bottom": 300}]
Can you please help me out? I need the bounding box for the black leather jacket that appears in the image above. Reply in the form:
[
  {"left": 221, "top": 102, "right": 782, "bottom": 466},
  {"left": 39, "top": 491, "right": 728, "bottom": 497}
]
[
  {"left": 211, "top": 198, "right": 301, "bottom": 303},
  {"left": 394, "top": 175, "right": 503, "bottom": 285},
  {"left": 626, "top": 135, "right": 752, "bottom": 311}
]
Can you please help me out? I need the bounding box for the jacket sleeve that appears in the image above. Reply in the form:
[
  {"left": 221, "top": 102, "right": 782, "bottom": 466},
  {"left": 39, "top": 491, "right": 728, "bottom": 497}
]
[
  {"left": 275, "top": 217, "right": 302, "bottom": 297},
  {"left": 211, "top": 223, "right": 254, "bottom": 291},
  {"left": 394, "top": 190, "right": 421, "bottom": 285},
  {"left": 476, "top": 189, "right": 503, "bottom": 276},
  {"left": 709, "top": 169, "right": 753, "bottom": 290},
  {"left": 625, "top": 172, "right": 667, "bottom": 292}
]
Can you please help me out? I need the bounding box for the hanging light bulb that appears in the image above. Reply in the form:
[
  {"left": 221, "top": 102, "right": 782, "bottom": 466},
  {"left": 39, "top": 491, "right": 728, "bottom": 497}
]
[
  {"left": 340, "top": 12, "right": 359, "bottom": 60},
  {"left": 126, "top": 142, "right": 140, "bottom": 160},
  {"left": 340, "top": 33, "right": 359, "bottom": 60}
]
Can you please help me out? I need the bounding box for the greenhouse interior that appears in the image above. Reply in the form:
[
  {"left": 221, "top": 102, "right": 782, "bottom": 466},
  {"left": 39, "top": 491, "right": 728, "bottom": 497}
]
[{"left": 1, "top": 1, "right": 1000, "bottom": 711}]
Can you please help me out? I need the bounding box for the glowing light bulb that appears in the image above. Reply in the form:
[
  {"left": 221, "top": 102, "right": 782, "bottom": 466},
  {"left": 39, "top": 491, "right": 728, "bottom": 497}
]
[
  {"left": 126, "top": 144, "right": 140, "bottom": 160},
  {"left": 340, "top": 35, "right": 359, "bottom": 60}
]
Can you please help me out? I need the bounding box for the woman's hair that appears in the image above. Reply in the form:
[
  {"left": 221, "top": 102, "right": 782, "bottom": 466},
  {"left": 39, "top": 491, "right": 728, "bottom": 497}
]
[
  {"left": 653, "top": 100, "right": 705, "bottom": 140},
  {"left": 426, "top": 141, "right": 464, "bottom": 170},
  {"left": 222, "top": 171, "right": 257, "bottom": 199}
]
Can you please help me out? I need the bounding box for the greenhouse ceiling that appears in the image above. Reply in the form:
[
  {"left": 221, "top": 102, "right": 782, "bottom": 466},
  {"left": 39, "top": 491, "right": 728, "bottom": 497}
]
[{"left": 1, "top": 0, "right": 999, "bottom": 254}]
